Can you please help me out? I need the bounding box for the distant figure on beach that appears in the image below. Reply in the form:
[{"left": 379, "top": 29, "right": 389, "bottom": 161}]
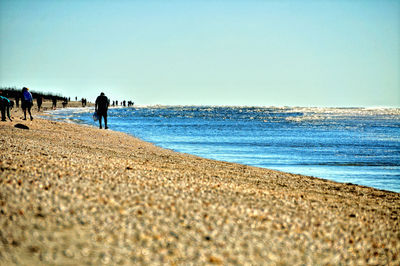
[
  {"left": 62, "top": 98, "right": 68, "bottom": 108},
  {"left": 37, "top": 96, "right": 43, "bottom": 111},
  {"left": 15, "top": 95, "right": 20, "bottom": 108},
  {"left": 95, "top": 92, "right": 109, "bottom": 129},
  {"left": 0, "top": 93, "right": 13, "bottom": 121},
  {"left": 52, "top": 97, "right": 57, "bottom": 109},
  {"left": 21, "top": 87, "right": 33, "bottom": 120}
]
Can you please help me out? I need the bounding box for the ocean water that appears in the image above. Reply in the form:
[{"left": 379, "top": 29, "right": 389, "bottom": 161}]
[{"left": 47, "top": 106, "right": 400, "bottom": 193}]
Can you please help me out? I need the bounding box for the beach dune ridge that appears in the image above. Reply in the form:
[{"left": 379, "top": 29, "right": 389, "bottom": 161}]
[{"left": 0, "top": 118, "right": 399, "bottom": 265}]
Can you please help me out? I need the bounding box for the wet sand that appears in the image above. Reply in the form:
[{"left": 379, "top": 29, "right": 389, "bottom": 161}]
[{"left": 1, "top": 104, "right": 399, "bottom": 265}]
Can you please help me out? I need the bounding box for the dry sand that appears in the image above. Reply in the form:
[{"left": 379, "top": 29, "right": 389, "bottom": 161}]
[{"left": 0, "top": 104, "right": 399, "bottom": 265}]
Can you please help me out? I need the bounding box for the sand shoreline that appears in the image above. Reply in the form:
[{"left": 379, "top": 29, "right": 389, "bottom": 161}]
[{"left": 1, "top": 105, "right": 399, "bottom": 265}]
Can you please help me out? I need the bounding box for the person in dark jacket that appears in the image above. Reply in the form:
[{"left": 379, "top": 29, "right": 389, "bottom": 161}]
[
  {"left": 0, "top": 96, "right": 13, "bottom": 121},
  {"left": 95, "top": 92, "right": 110, "bottom": 129},
  {"left": 52, "top": 97, "right": 57, "bottom": 109},
  {"left": 37, "top": 96, "right": 43, "bottom": 111},
  {"left": 21, "top": 87, "right": 33, "bottom": 120}
]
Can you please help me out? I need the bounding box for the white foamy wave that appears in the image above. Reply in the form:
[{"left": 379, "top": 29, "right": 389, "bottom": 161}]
[
  {"left": 44, "top": 107, "right": 94, "bottom": 115},
  {"left": 285, "top": 115, "right": 327, "bottom": 122}
]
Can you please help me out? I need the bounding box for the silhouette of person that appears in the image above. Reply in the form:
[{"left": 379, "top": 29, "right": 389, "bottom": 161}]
[
  {"left": 52, "top": 97, "right": 57, "bottom": 109},
  {"left": 0, "top": 94, "right": 13, "bottom": 121},
  {"left": 95, "top": 92, "right": 109, "bottom": 129},
  {"left": 21, "top": 87, "right": 33, "bottom": 120},
  {"left": 37, "top": 96, "right": 43, "bottom": 111}
]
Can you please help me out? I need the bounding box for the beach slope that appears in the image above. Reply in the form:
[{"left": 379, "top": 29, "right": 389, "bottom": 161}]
[{"left": 1, "top": 118, "right": 399, "bottom": 265}]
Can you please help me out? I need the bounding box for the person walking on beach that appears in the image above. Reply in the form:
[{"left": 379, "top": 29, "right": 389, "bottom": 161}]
[
  {"left": 21, "top": 87, "right": 33, "bottom": 120},
  {"left": 37, "top": 96, "right": 43, "bottom": 111},
  {"left": 52, "top": 97, "right": 57, "bottom": 109},
  {"left": 0, "top": 93, "right": 13, "bottom": 121},
  {"left": 95, "top": 92, "right": 109, "bottom": 129}
]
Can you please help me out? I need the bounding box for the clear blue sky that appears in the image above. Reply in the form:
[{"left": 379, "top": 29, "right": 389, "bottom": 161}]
[{"left": 1, "top": 0, "right": 399, "bottom": 107}]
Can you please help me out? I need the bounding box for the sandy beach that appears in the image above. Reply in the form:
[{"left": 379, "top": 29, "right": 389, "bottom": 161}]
[{"left": 1, "top": 104, "right": 399, "bottom": 265}]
